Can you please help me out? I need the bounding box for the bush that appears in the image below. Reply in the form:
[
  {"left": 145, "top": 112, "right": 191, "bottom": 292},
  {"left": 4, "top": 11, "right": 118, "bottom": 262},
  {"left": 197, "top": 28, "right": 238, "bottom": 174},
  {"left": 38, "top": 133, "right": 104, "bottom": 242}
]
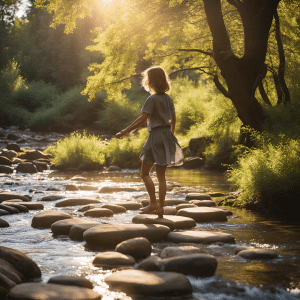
[{"left": 45, "top": 131, "right": 106, "bottom": 170}]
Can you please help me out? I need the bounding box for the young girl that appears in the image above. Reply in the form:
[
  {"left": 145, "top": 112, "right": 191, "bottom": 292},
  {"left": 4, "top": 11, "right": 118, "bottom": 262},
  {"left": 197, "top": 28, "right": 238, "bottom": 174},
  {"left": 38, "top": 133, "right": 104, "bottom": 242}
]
[{"left": 116, "top": 66, "right": 184, "bottom": 218}]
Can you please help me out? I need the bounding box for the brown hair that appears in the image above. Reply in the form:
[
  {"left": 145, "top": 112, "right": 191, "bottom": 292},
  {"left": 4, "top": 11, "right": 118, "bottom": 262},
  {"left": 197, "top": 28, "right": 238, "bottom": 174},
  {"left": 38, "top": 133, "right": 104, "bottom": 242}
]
[{"left": 141, "top": 66, "right": 171, "bottom": 94}]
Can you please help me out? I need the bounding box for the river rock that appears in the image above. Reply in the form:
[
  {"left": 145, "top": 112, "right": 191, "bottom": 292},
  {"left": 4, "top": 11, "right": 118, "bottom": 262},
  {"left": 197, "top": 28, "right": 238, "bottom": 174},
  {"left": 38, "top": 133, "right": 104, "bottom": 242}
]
[
  {"left": 141, "top": 199, "right": 188, "bottom": 207},
  {"left": 189, "top": 200, "right": 217, "bottom": 207},
  {"left": 0, "top": 258, "right": 23, "bottom": 285},
  {"left": 0, "top": 165, "right": 14, "bottom": 174},
  {"left": 176, "top": 203, "right": 197, "bottom": 211},
  {"left": 208, "top": 192, "right": 226, "bottom": 197},
  {"left": 0, "top": 192, "right": 31, "bottom": 203},
  {"left": 16, "top": 162, "right": 38, "bottom": 174},
  {"left": 0, "top": 209, "right": 9, "bottom": 216},
  {"left": 132, "top": 215, "right": 196, "bottom": 230},
  {"left": 160, "top": 245, "right": 205, "bottom": 258},
  {"left": 6, "top": 134, "right": 19, "bottom": 140},
  {"left": 39, "top": 195, "right": 65, "bottom": 202},
  {"left": 0, "top": 218, "right": 9, "bottom": 227},
  {"left": 18, "top": 150, "right": 48, "bottom": 161},
  {"left": 0, "top": 155, "right": 13, "bottom": 165},
  {"left": 1, "top": 150, "right": 18, "bottom": 160},
  {"left": 32, "top": 160, "right": 48, "bottom": 172},
  {"left": 104, "top": 269, "right": 193, "bottom": 298},
  {"left": 55, "top": 198, "right": 101, "bottom": 207},
  {"left": 0, "top": 246, "right": 41, "bottom": 280},
  {"left": 99, "top": 186, "right": 138, "bottom": 193},
  {"left": 47, "top": 276, "right": 93, "bottom": 289},
  {"left": 183, "top": 157, "right": 204, "bottom": 169},
  {"left": 78, "top": 205, "right": 96, "bottom": 212},
  {"left": 7, "top": 143, "right": 21, "bottom": 152},
  {"left": 5, "top": 203, "right": 29, "bottom": 213},
  {"left": 115, "top": 201, "right": 142, "bottom": 210},
  {"left": 186, "top": 193, "right": 212, "bottom": 200},
  {"left": 83, "top": 224, "right": 171, "bottom": 246},
  {"left": 65, "top": 184, "right": 80, "bottom": 191},
  {"left": 137, "top": 256, "right": 161, "bottom": 271},
  {"left": 0, "top": 204, "right": 19, "bottom": 214},
  {"left": 92, "top": 251, "right": 136, "bottom": 267},
  {"left": 177, "top": 207, "right": 227, "bottom": 222},
  {"left": 234, "top": 246, "right": 253, "bottom": 254},
  {"left": 115, "top": 237, "right": 152, "bottom": 259},
  {"left": 101, "top": 204, "right": 127, "bottom": 213},
  {"left": 163, "top": 207, "right": 177, "bottom": 215},
  {"left": 69, "top": 222, "right": 102, "bottom": 241},
  {"left": 237, "top": 249, "right": 279, "bottom": 259},
  {"left": 2, "top": 201, "right": 44, "bottom": 210},
  {"left": 9, "top": 283, "right": 102, "bottom": 300},
  {"left": 84, "top": 208, "right": 113, "bottom": 218},
  {"left": 107, "top": 165, "right": 122, "bottom": 171},
  {"left": 32, "top": 210, "right": 72, "bottom": 228},
  {"left": 166, "top": 230, "right": 236, "bottom": 244},
  {"left": 51, "top": 219, "right": 100, "bottom": 235}
]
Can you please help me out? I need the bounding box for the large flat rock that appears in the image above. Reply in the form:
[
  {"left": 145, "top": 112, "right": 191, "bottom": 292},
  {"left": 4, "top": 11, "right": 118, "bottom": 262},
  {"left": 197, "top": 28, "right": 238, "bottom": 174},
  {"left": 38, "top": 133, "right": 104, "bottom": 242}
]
[
  {"left": 51, "top": 219, "right": 101, "bottom": 235},
  {"left": 0, "top": 192, "right": 31, "bottom": 203},
  {"left": 186, "top": 193, "right": 212, "bottom": 200},
  {"left": 177, "top": 207, "right": 227, "bottom": 222},
  {"left": 55, "top": 198, "right": 101, "bottom": 207},
  {"left": 2, "top": 201, "right": 44, "bottom": 210},
  {"left": 9, "top": 283, "right": 101, "bottom": 300},
  {"left": 32, "top": 210, "right": 72, "bottom": 228},
  {"left": 92, "top": 251, "right": 136, "bottom": 267},
  {"left": 104, "top": 269, "right": 192, "bottom": 298},
  {"left": 83, "top": 224, "right": 171, "bottom": 246},
  {"left": 166, "top": 230, "right": 235, "bottom": 244},
  {"left": 69, "top": 223, "right": 102, "bottom": 241},
  {"left": 132, "top": 215, "right": 196, "bottom": 230}
]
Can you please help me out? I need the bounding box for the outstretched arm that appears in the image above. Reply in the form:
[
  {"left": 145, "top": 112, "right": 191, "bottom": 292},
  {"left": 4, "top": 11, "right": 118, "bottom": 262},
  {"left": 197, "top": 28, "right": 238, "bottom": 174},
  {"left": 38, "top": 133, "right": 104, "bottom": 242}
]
[
  {"left": 116, "top": 113, "right": 149, "bottom": 139},
  {"left": 171, "top": 113, "right": 176, "bottom": 134}
]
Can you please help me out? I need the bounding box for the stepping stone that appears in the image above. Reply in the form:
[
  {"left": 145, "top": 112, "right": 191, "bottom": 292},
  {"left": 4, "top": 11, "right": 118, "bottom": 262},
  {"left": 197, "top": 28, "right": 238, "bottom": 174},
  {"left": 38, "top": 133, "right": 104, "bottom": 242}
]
[
  {"left": 176, "top": 203, "right": 197, "bottom": 211},
  {"left": 55, "top": 199, "right": 101, "bottom": 207},
  {"left": 5, "top": 203, "right": 29, "bottom": 213},
  {"left": 16, "top": 162, "right": 38, "bottom": 174},
  {"left": 69, "top": 223, "right": 102, "bottom": 241},
  {"left": 0, "top": 156, "right": 13, "bottom": 165},
  {"left": 84, "top": 208, "right": 113, "bottom": 218},
  {"left": 51, "top": 219, "right": 100, "bottom": 235},
  {"left": 186, "top": 193, "right": 212, "bottom": 200},
  {"left": 163, "top": 207, "right": 177, "bottom": 215},
  {"left": 101, "top": 204, "right": 127, "bottom": 213},
  {"left": 105, "top": 269, "right": 192, "bottom": 298},
  {"left": 99, "top": 186, "right": 138, "bottom": 193},
  {"left": 115, "top": 202, "right": 142, "bottom": 210},
  {"left": 141, "top": 199, "right": 188, "bottom": 207},
  {"left": 166, "top": 230, "right": 235, "bottom": 244},
  {"left": 48, "top": 276, "right": 93, "bottom": 289},
  {"left": 0, "top": 165, "right": 14, "bottom": 174},
  {"left": 160, "top": 245, "right": 205, "bottom": 258},
  {"left": 9, "top": 283, "right": 101, "bottom": 300},
  {"left": 0, "top": 192, "right": 31, "bottom": 203},
  {"left": 0, "top": 218, "right": 9, "bottom": 227},
  {"left": 237, "top": 249, "right": 279, "bottom": 259},
  {"left": 106, "top": 165, "right": 122, "bottom": 171},
  {"left": 208, "top": 192, "right": 226, "bottom": 197},
  {"left": 2, "top": 202, "right": 44, "bottom": 210},
  {"left": 92, "top": 251, "right": 136, "bottom": 267},
  {"left": 83, "top": 224, "right": 170, "bottom": 247},
  {"left": 38, "top": 195, "right": 65, "bottom": 202},
  {"left": 189, "top": 200, "right": 217, "bottom": 207},
  {"left": 78, "top": 186, "right": 98, "bottom": 191},
  {"left": 0, "top": 258, "right": 23, "bottom": 289},
  {"left": 0, "top": 209, "right": 9, "bottom": 216},
  {"left": 65, "top": 185, "right": 80, "bottom": 191},
  {"left": 115, "top": 237, "right": 152, "bottom": 259},
  {"left": 0, "top": 204, "right": 19, "bottom": 214},
  {"left": 0, "top": 246, "right": 41, "bottom": 280},
  {"left": 132, "top": 215, "right": 196, "bottom": 230},
  {"left": 177, "top": 207, "right": 227, "bottom": 222},
  {"left": 32, "top": 210, "right": 72, "bottom": 228},
  {"left": 78, "top": 205, "right": 96, "bottom": 212}
]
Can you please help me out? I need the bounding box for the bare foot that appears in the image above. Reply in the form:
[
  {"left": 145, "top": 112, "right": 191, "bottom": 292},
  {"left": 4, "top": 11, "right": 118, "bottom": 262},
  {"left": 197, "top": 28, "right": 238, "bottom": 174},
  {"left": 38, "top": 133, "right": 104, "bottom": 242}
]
[
  {"left": 155, "top": 207, "right": 164, "bottom": 218},
  {"left": 140, "top": 203, "right": 159, "bottom": 214}
]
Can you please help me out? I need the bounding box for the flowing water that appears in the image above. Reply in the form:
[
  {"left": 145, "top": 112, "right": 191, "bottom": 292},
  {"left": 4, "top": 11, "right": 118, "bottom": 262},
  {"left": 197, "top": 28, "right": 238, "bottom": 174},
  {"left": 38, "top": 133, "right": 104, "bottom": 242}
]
[{"left": 1, "top": 167, "right": 300, "bottom": 300}]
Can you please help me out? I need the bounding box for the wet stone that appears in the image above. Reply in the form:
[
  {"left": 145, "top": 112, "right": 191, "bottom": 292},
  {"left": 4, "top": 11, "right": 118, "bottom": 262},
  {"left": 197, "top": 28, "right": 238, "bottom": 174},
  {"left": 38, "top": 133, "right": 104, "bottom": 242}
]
[
  {"left": 17, "top": 150, "right": 48, "bottom": 161},
  {"left": 132, "top": 214, "right": 196, "bottom": 230},
  {"left": 78, "top": 205, "right": 96, "bottom": 212},
  {"left": 55, "top": 198, "right": 101, "bottom": 207},
  {"left": 106, "top": 165, "right": 122, "bottom": 171},
  {"left": 0, "top": 209, "right": 9, "bottom": 216},
  {"left": 0, "top": 192, "right": 31, "bottom": 203},
  {"left": 163, "top": 207, "right": 177, "bottom": 215},
  {"left": 48, "top": 276, "right": 93, "bottom": 289},
  {"left": 101, "top": 204, "right": 127, "bottom": 213},
  {"left": 32, "top": 210, "right": 72, "bottom": 228},
  {"left": 0, "top": 155, "right": 13, "bottom": 165},
  {"left": 38, "top": 195, "right": 65, "bottom": 202},
  {"left": 5, "top": 203, "right": 29, "bottom": 213},
  {"left": 189, "top": 200, "right": 217, "bottom": 207},
  {"left": 177, "top": 207, "right": 227, "bottom": 222},
  {"left": 237, "top": 249, "right": 279, "bottom": 259},
  {"left": 1, "top": 150, "right": 18, "bottom": 160},
  {"left": 7, "top": 143, "right": 21, "bottom": 152},
  {"left": 0, "top": 165, "right": 14, "bottom": 174},
  {"left": 9, "top": 283, "right": 102, "bottom": 300},
  {"left": 166, "top": 230, "right": 236, "bottom": 244},
  {"left": 115, "top": 237, "right": 152, "bottom": 259},
  {"left": 115, "top": 202, "right": 142, "bottom": 210},
  {"left": 69, "top": 222, "right": 102, "bottom": 241},
  {"left": 83, "top": 224, "right": 171, "bottom": 247},
  {"left": 104, "top": 269, "right": 193, "bottom": 298},
  {"left": 65, "top": 184, "right": 80, "bottom": 191},
  {"left": 2, "top": 201, "right": 44, "bottom": 210},
  {"left": 160, "top": 245, "right": 205, "bottom": 258},
  {"left": 92, "top": 251, "right": 136, "bottom": 267},
  {"left": 0, "top": 204, "right": 19, "bottom": 214},
  {"left": 0, "top": 218, "right": 9, "bottom": 227},
  {"left": 84, "top": 208, "right": 113, "bottom": 218},
  {"left": 99, "top": 186, "right": 138, "bottom": 193},
  {"left": 16, "top": 162, "right": 38, "bottom": 174},
  {"left": 176, "top": 203, "right": 197, "bottom": 211},
  {"left": 186, "top": 193, "right": 212, "bottom": 200}
]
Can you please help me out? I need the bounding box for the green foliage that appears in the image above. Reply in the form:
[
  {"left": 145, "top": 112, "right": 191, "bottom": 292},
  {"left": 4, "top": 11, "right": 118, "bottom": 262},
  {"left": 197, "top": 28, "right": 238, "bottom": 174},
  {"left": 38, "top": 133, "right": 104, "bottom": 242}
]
[
  {"left": 228, "top": 134, "right": 300, "bottom": 208},
  {"left": 45, "top": 131, "right": 105, "bottom": 169}
]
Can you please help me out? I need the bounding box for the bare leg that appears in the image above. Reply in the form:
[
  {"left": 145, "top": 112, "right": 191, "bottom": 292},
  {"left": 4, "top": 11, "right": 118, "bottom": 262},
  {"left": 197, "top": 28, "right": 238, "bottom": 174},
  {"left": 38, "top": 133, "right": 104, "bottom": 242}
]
[
  {"left": 155, "top": 164, "right": 167, "bottom": 218},
  {"left": 140, "top": 161, "right": 158, "bottom": 214}
]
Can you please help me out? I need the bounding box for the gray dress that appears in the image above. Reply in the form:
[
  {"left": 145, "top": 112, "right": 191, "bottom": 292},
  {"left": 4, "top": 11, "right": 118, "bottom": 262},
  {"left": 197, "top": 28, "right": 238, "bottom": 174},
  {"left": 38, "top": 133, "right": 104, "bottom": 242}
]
[{"left": 139, "top": 94, "right": 184, "bottom": 166}]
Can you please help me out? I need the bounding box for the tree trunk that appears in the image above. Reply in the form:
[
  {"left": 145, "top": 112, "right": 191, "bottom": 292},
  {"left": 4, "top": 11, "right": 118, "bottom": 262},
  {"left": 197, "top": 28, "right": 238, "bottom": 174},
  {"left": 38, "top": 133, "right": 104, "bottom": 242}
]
[{"left": 203, "top": 0, "right": 280, "bottom": 132}]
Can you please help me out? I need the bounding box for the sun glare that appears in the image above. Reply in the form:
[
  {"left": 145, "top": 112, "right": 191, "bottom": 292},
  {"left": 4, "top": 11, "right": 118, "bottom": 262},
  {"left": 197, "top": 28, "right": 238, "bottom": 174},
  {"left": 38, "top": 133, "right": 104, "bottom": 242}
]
[{"left": 101, "top": 0, "right": 113, "bottom": 6}]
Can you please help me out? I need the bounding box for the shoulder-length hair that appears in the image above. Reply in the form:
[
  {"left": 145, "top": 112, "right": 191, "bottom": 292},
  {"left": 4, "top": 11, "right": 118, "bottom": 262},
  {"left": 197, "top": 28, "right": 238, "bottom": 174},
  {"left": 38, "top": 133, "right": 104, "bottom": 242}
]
[{"left": 141, "top": 66, "right": 171, "bottom": 95}]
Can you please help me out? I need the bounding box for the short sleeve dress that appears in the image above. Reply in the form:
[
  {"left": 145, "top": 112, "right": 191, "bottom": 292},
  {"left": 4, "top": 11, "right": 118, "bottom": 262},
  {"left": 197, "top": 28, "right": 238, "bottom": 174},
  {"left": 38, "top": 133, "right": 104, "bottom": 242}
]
[{"left": 139, "top": 93, "right": 184, "bottom": 166}]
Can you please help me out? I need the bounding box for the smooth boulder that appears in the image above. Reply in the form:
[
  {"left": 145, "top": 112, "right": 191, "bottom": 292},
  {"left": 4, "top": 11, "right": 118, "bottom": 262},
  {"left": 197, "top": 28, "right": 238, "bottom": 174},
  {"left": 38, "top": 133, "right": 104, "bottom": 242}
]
[
  {"left": 166, "top": 230, "right": 235, "bottom": 244},
  {"left": 0, "top": 165, "right": 14, "bottom": 174},
  {"left": 9, "top": 283, "right": 101, "bottom": 300},
  {"left": 83, "top": 224, "right": 170, "bottom": 246},
  {"left": 84, "top": 208, "right": 113, "bottom": 218},
  {"left": 51, "top": 219, "right": 99, "bottom": 235},
  {"left": 186, "top": 193, "right": 212, "bottom": 200},
  {"left": 115, "top": 202, "right": 142, "bottom": 210},
  {"left": 105, "top": 269, "right": 192, "bottom": 298},
  {"left": 48, "top": 276, "right": 93, "bottom": 289},
  {"left": 16, "top": 162, "right": 38, "bottom": 174},
  {"left": 189, "top": 200, "right": 217, "bottom": 207},
  {"left": 2, "top": 201, "right": 44, "bottom": 210},
  {"left": 101, "top": 204, "right": 127, "bottom": 213},
  {"left": 69, "top": 223, "right": 102, "bottom": 241},
  {"left": 115, "top": 237, "right": 152, "bottom": 259},
  {"left": 99, "top": 186, "right": 138, "bottom": 193},
  {"left": 39, "top": 195, "right": 65, "bottom": 202},
  {"left": 177, "top": 207, "right": 227, "bottom": 222},
  {"left": 92, "top": 251, "right": 136, "bottom": 267},
  {"left": 0, "top": 192, "right": 31, "bottom": 203},
  {"left": 32, "top": 210, "right": 72, "bottom": 228},
  {"left": 55, "top": 198, "right": 101, "bottom": 207},
  {"left": 160, "top": 245, "right": 205, "bottom": 258},
  {"left": 237, "top": 249, "right": 279, "bottom": 259},
  {"left": 0, "top": 218, "right": 9, "bottom": 227}
]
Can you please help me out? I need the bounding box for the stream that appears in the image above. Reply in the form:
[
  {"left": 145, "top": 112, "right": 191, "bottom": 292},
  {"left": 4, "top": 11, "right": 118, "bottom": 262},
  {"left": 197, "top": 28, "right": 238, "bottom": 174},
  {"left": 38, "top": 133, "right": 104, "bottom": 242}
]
[{"left": 0, "top": 130, "right": 300, "bottom": 300}]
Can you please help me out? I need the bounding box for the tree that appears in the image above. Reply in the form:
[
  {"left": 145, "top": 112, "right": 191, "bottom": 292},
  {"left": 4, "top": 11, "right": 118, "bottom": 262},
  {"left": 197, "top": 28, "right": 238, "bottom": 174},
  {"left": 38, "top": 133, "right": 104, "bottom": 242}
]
[{"left": 35, "top": 0, "right": 294, "bottom": 132}]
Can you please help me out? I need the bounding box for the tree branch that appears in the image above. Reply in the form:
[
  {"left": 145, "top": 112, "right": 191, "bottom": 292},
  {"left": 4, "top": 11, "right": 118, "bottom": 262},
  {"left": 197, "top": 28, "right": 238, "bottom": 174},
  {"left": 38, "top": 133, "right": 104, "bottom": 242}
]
[
  {"left": 258, "top": 82, "right": 272, "bottom": 106},
  {"left": 213, "top": 75, "right": 231, "bottom": 98},
  {"left": 177, "top": 48, "right": 213, "bottom": 57}
]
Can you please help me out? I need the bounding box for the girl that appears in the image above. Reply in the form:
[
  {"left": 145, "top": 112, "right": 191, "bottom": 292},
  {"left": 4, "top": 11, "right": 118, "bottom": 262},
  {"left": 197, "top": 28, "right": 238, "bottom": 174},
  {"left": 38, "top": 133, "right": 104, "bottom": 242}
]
[{"left": 116, "top": 66, "right": 184, "bottom": 218}]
